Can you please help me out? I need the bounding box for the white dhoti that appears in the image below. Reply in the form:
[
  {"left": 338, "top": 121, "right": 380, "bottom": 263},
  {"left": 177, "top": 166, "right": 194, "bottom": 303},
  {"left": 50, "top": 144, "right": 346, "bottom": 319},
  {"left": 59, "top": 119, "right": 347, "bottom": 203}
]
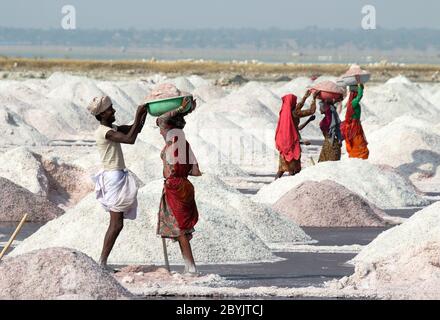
[{"left": 92, "top": 169, "right": 138, "bottom": 220}]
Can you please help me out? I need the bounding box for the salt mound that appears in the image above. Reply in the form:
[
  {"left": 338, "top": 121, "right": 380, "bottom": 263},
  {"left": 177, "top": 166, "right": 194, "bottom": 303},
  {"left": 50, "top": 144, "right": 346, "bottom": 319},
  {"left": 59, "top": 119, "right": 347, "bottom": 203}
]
[
  {"left": 0, "top": 177, "right": 63, "bottom": 222},
  {"left": 190, "top": 174, "right": 312, "bottom": 245},
  {"left": 11, "top": 181, "right": 280, "bottom": 264},
  {"left": 187, "top": 75, "right": 211, "bottom": 88},
  {"left": 168, "top": 77, "right": 195, "bottom": 93},
  {"left": 367, "top": 115, "right": 440, "bottom": 188},
  {"left": 192, "top": 85, "right": 226, "bottom": 102},
  {"left": 235, "top": 81, "right": 281, "bottom": 116},
  {"left": 46, "top": 74, "right": 105, "bottom": 108},
  {"left": 0, "top": 147, "right": 93, "bottom": 207},
  {"left": 0, "top": 247, "right": 132, "bottom": 300},
  {"left": 254, "top": 158, "right": 429, "bottom": 209},
  {"left": 0, "top": 147, "right": 49, "bottom": 196},
  {"left": 336, "top": 242, "right": 440, "bottom": 299},
  {"left": 274, "top": 77, "right": 313, "bottom": 97},
  {"left": 0, "top": 107, "right": 47, "bottom": 145},
  {"left": 337, "top": 202, "right": 440, "bottom": 298},
  {"left": 272, "top": 180, "right": 389, "bottom": 227},
  {"left": 361, "top": 76, "right": 439, "bottom": 126},
  {"left": 351, "top": 201, "right": 440, "bottom": 265},
  {"left": 39, "top": 156, "right": 94, "bottom": 207}
]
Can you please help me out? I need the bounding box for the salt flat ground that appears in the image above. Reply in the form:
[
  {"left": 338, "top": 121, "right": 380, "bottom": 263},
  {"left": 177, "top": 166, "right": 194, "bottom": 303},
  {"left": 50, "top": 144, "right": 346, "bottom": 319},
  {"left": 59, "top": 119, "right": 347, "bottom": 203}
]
[{"left": 1, "top": 72, "right": 440, "bottom": 299}]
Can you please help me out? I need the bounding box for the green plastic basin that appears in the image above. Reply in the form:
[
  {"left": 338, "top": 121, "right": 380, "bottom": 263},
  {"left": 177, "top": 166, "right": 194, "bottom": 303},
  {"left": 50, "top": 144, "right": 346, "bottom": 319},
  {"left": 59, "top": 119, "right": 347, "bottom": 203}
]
[{"left": 146, "top": 95, "right": 192, "bottom": 117}]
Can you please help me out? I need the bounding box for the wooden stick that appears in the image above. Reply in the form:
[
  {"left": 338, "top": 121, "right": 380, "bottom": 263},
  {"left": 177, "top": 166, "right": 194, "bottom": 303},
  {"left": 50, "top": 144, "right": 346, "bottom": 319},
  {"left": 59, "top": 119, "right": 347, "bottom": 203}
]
[
  {"left": 162, "top": 238, "right": 170, "bottom": 272},
  {"left": 0, "top": 214, "right": 28, "bottom": 261},
  {"left": 310, "top": 157, "right": 316, "bottom": 166}
]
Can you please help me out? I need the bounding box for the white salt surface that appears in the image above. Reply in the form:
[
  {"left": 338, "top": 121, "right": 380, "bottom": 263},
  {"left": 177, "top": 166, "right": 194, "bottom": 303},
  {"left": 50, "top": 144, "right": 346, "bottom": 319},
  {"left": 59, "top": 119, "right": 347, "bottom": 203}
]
[
  {"left": 0, "top": 147, "right": 49, "bottom": 196},
  {"left": 330, "top": 202, "right": 440, "bottom": 299},
  {"left": 361, "top": 76, "right": 440, "bottom": 128},
  {"left": 122, "top": 282, "right": 377, "bottom": 299},
  {"left": 367, "top": 115, "right": 440, "bottom": 191},
  {"left": 0, "top": 247, "right": 132, "bottom": 300},
  {"left": 351, "top": 201, "right": 440, "bottom": 265},
  {"left": 254, "top": 159, "right": 429, "bottom": 209},
  {"left": 12, "top": 174, "right": 312, "bottom": 264},
  {"left": 333, "top": 242, "right": 440, "bottom": 299}
]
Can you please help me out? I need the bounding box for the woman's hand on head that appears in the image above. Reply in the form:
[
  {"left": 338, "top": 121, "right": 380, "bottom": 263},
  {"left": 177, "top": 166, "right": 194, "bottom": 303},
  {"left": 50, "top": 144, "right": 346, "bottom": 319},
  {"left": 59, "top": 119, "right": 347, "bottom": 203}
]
[
  {"left": 312, "top": 90, "right": 320, "bottom": 100},
  {"left": 181, "top": 96, "right": 191, "bottom": 108}
]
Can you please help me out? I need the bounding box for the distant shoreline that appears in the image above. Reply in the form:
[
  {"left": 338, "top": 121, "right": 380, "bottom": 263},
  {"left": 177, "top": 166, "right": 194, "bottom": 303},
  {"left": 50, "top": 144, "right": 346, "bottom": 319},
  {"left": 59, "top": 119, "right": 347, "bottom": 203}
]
[{"left": 1, "top": 56, "right": 439, "bottom": 83}]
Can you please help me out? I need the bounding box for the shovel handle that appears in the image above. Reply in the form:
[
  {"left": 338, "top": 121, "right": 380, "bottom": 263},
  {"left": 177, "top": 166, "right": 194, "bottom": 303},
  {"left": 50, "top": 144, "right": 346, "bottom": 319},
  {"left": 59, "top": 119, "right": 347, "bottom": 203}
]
[{"left": 0, "top": 214, "right": 28, "bottom": 261}]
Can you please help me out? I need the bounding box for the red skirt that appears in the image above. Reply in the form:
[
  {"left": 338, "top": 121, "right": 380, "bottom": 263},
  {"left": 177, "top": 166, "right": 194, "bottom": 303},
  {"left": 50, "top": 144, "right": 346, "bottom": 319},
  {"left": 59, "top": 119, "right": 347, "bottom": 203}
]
[{"left": 157, "top": 177, "right": 199, "bottom": 238}]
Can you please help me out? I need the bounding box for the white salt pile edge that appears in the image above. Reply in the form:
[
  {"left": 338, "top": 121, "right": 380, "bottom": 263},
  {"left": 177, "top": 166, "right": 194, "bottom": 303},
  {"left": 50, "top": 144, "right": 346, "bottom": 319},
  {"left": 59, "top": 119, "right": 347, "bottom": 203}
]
[
  {"left": 121, "top": 282, "right": 379, "bottom": 299},
  {"left": 367, "top": 115, "right": 440, "bottom": 191},
  {"left": 0, "top": 247, "right": 132, "bottom": 300},
  {"left": 12, "top": 174, "right": 313, "bottom": 264},
  {"left": 350, "top": 201, "right": 440, "bottom": 265},
  {"left": 326, "top": 202, "right": 440, "bottom": 299},
  {"left": 254, "top": 158, "right": 428, "bottom": 209}
]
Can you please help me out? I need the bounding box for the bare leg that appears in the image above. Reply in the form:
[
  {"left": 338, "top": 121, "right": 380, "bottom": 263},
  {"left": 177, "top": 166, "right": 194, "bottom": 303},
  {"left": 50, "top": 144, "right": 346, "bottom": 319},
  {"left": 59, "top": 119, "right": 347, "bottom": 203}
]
[
  {"left": 275, "top": 171, "right": 284, "bottom": 180},
  {"left": 99, "top": 211, "right": 124, "bottom": 270},
  {"left": 177, "top": 234, "right": 197, "bottom": 274}
]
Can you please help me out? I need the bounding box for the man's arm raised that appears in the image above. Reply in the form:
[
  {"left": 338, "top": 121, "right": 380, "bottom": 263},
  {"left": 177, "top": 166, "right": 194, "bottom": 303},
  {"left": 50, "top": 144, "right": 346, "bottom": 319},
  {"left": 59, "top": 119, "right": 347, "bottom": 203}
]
[{"left": 106, "top": 105, "right": 147, "bottom": 144}]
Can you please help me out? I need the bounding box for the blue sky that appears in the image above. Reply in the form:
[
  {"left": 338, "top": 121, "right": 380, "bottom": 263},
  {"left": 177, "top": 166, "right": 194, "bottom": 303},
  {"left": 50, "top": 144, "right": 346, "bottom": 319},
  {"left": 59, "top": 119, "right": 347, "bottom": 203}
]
[{"left": 0, "top": 0, "right": 437, "bottom": 29}]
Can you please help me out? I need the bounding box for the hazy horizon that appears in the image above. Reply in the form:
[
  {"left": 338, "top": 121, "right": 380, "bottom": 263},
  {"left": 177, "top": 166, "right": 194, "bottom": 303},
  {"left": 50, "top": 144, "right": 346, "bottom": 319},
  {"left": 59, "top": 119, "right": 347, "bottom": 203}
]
[{"left": 0, "top": 0, "right": 438, "bottom": 30}]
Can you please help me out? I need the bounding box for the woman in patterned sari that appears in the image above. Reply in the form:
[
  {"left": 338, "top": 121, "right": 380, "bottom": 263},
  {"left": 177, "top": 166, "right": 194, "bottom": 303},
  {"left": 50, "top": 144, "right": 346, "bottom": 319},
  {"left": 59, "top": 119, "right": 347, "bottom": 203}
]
[
  {"left": 318, "top": 99, "right": 343, "bottom": 162},
  {"left": 156, "top": 97, "right": 202, "bottom": 274}
]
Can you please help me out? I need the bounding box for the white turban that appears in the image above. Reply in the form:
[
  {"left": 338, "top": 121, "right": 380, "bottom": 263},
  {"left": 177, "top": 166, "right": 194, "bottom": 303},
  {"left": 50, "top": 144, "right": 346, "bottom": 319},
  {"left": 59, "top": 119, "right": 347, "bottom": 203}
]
[{"left": 87, "top": 96, "right": 112, "bottom": 116}]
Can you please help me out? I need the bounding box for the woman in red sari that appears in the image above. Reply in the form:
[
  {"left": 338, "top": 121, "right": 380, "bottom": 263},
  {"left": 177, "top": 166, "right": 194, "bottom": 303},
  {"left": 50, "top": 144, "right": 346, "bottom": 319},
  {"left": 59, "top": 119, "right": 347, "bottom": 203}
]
[
  {"left": 341, "top": 77, "right": 369, "bottom": 159},
  {"left": 275, "top": 90, "right": 318, "bottom": 179},
  {"left": 156, "top": 97, "right": 202, "bottom": 274}
]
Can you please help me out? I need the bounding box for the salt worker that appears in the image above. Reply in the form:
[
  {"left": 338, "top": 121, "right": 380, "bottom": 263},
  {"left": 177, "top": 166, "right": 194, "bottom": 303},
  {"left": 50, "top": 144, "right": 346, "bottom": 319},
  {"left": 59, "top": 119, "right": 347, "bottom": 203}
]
[
  {"left": 275, "top": 90, "right": 318, "bottom": 179},
  {"left": 318, "top": 98, "right": 343, "bottom": 162},
  {"left": 156, "top": 96, "right": 202, "bottom": 275},
  {"left": 341, "top": 76, "right": 369, "bottom": 159},
  {"left": 87, "top": 96, "right": 147, "bottom": 271}
]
